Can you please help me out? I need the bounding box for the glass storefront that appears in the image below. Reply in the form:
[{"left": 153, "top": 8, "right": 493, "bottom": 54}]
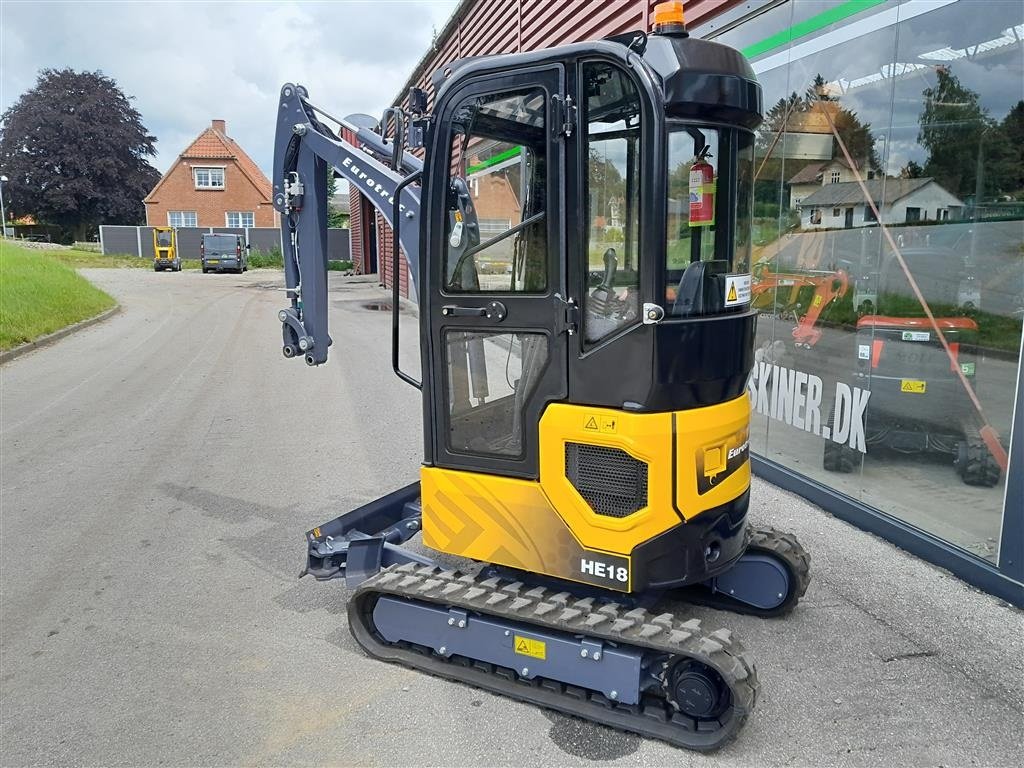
[{"left": 704, "top": 0, "right": 1023, "bottom": 568}]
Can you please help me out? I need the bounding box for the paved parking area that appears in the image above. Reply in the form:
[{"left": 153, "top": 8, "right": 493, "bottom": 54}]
[{"left": 1, "top": 269, "right": 1021, "bottom": 766}]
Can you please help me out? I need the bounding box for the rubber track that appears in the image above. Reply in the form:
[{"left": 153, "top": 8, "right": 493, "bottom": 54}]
[
  {"left": 956, "top": 423, "right": 1001, "bottom": 487},
  {"left": 681, "top": 526, "right": 811, "bottom": 617},
  {"left": 349, "top": 563, "right": 759, "bottom": 752}
]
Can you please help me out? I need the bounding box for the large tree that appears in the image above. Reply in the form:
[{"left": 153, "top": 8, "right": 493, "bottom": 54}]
[
  {"left": 900, "top": 160, "right": 925, "bottom": 179},
  {"left": 326, "top": 173, "right": 348, "bottom": 228},
  {"left": 918, "top": 66, "right": 991, "bottom": 199},
  {"left": 0, "top": 69, "right": 160, "bottom": 240},
  {"left": 992, "top": 100, "right": 1024, "bottom": 196}
]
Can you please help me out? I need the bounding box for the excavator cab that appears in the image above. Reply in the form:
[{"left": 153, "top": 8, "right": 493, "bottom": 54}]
[
  {"left": 271, "top": 1, "right": 809, "bottom": 751},
  {"left": 152, "top": 227, "right": 181, "bottom": 272},
  {"left": 416, "top": 21, "right": 769, "bottom": 595}
]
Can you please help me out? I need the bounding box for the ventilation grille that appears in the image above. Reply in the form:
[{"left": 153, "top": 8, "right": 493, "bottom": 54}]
[{"left": 565, "top": 442, "right": 648, "bottom": 518}]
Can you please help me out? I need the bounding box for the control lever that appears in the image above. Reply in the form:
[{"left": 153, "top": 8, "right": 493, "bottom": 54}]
[{"left": 449, "top": 220, "right": 465, "bottom": 247}]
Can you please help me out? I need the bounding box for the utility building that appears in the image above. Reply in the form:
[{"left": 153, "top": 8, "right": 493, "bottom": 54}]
[{"left": 799, "top": 177, "right": 964, "bottom": 229}]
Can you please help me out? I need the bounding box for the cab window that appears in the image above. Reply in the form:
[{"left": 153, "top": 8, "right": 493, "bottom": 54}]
[
  {"left": 667, "top": 127, "right": 719, "bottom": 271},
  {"left": 581, "top": 61, "right": 641, "bottom": 344},
  {"left": 665, "top": 126, "right": 755, "bottom": 315},
  {"left": 443, "top": 88, "right": 547, "bottom": 293}
]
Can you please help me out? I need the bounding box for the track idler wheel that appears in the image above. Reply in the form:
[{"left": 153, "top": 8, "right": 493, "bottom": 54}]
[
  {"left": 665, "top": 659, "right": 732, "bottom": 720},
  {"left": 680, "top": 527, "right": 811, "bottom": 618}
]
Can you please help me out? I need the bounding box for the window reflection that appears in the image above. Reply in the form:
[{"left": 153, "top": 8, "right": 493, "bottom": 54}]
[
  {"left": 444, "top": 89, "right": 548, "bottom": 294},
  {"left": 716, "top": 0, "right": 1022, "bottom": 563},
  {"left": 582, "top": 62, "right": 641, "bottom": 344}
]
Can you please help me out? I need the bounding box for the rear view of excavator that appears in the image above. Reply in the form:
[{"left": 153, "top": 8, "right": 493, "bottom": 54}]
[
  {"left": 272, "top": 1, "right": 809, "bottom": 751},
  {"left": 824, "top": 246, "right": 1002, "bottom": 486}
]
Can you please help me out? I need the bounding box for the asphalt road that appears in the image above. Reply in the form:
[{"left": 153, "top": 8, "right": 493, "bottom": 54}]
[{"left": 1, "top": 268, "right": 1022, "bottom": 767}]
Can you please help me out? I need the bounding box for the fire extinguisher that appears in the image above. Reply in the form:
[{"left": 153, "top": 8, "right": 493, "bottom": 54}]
[{"left": 689, "top": 148, "right": 715, "bottom": 227}]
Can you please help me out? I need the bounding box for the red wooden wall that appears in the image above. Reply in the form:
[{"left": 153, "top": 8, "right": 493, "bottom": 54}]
[{"left": 356, "top": 0, "right": 745, "bottom": 297}]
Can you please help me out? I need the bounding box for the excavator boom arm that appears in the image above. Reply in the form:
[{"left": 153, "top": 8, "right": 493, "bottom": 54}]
[{"left": 271, "top": 83, "right": 423, "bottom": 366}]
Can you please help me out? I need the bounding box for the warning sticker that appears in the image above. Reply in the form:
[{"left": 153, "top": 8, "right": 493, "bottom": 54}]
[
  {"left": 514, "top": 635, "right": 546, "bottom": 660},
  {"left": 584, "top": 414, "right": 617, "bottom": 433},
  {"left": 900, "top": 379, "right": 927, "bottom": 394},
  {"left": 724, "top": 274, "right": 752, "bottom": 306}
]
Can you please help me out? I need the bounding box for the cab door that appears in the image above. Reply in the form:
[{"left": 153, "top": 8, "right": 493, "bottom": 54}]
[
  {"left": 425, "top": 66, "right": 567, "bottom": 479},
  {"left": 565, "top": 58, "right": 652, "bottom": 409}
]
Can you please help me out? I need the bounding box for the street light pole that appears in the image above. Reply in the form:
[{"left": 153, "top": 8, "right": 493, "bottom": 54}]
[{"left": 0, "top": 175, "right": 8, "bottom": 238}]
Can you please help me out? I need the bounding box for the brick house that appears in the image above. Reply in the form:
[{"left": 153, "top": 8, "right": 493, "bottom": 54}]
[
  {"left": 788, "top": 158, "right": 866, "bottom": 210},
  {"left": 144, "top": 119, "right": 278, "bottom": 228}
]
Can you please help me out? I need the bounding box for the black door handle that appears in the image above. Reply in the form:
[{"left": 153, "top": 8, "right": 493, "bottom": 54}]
[
  {"left": 442, "top": 305, "right": 487, "bottom": 317},
  {"left": 441, "top": 301, "right": 507, "bottom": 321}
]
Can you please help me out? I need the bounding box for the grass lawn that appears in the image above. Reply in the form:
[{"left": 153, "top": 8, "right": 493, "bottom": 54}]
[
  {"left": 0, "top": 242, "right": 117, "bottom": 351},
  {"left": 3, "top": 244, "right": 350, "bottom": 273},
  {"left": 45, "top": 248, "right": 203, "bottom": 270}
]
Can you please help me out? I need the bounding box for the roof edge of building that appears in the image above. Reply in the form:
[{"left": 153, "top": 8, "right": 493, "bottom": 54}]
[
  {"left": 799, "top": 177, "right": 935, "bottom": 207},
  {"left": 389, "top": 0, "right": 475, "bottom": 108},
  {"left": 144, "top": 124, "right": 272, "bottom": 203}
]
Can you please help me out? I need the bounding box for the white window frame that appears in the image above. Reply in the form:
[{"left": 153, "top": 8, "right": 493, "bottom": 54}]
[
  {"left": 167, "top": 211, "right": 197, "bottom": 227},
  {"left": 225, "top": 211, "right": 255, "bottom": 228},
  {"left": 830, "top": 170, "right": 841, "bottom": 184},
  {"left": 193, "top": 166, "right": 225, "bottom": 190}
]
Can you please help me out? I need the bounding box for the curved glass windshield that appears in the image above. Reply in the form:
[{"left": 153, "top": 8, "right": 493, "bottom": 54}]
[
  {"left": 665, "top": 124, "right": 755, "bottom": 316},
  {"left": 735, "top": 130, "right": 754, "bottom": 277},
  {"left": 667, "top": 127, "right": 719, "bottom": 268}
]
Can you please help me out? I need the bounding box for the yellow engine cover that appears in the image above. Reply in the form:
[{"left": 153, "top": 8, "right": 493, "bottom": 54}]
[{"left": 420, "top": 394, "right": 750, "bottom": 593}]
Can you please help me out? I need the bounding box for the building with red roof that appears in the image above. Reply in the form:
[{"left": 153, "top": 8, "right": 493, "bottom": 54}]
[{"left": 143, "top": 119, "right": 278, "bottom": 228}]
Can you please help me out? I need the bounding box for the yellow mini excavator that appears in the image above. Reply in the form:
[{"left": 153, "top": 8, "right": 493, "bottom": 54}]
[
  {"left": 152, "top": 226, "right": 181, "bottom": 271},
  {"left": 273, "top": 1, "right": 809, "bottom": 751}
]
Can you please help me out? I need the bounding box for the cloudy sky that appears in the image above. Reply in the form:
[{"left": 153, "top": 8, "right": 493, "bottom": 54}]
[{"left": 1, "top": 0, "right": 458, "bottom": 180}]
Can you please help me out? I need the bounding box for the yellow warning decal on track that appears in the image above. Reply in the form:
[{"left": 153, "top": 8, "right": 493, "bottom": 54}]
[
  {"left": 513, "top": 635, "right": 546, "bottom": 660},
  {"left": 900, "top": 379, "right": 927, "bottom": 394}
]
